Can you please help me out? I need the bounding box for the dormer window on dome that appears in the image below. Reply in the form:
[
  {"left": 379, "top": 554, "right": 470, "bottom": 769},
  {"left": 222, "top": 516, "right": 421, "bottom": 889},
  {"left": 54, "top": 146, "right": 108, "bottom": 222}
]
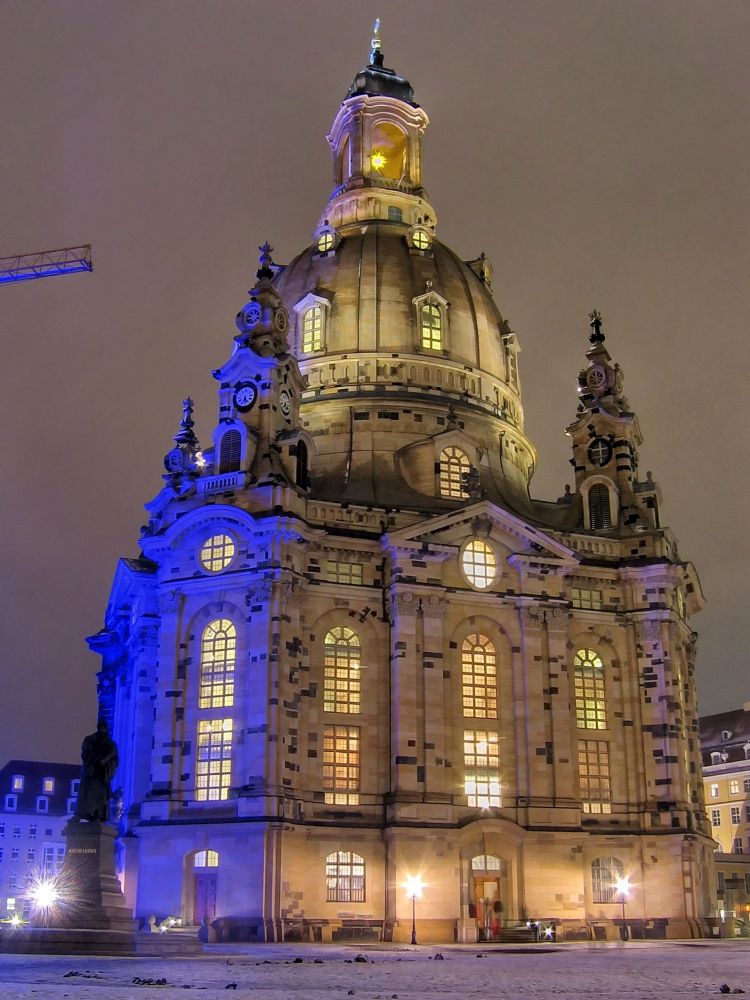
[
  {"left": 407, "top": 224, "right": 432, "bottom": 253},
  {"left": 413, "top": 286, "right": 448, "bottom": 353},
  {"left": 293, "top": 292, "right": 332, "bottom": 356},
  {"left": 314, "top": 224, "right": 340, "bottom": 258}
]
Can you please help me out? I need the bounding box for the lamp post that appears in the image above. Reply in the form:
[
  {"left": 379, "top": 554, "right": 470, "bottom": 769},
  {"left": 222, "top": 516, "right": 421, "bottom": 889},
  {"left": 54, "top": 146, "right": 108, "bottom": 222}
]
[
  {"left": 404, "top": 875, "right": 424, "bottom": 946},
  {"left": 613, "top": 875, "right": 631, "bottom": 941}
]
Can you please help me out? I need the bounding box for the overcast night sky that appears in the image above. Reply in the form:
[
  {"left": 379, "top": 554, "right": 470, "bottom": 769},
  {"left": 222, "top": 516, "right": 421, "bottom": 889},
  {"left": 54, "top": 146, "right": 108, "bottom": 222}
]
[{"left": 0, "top": 0, "right": 748, "bottom": 766}]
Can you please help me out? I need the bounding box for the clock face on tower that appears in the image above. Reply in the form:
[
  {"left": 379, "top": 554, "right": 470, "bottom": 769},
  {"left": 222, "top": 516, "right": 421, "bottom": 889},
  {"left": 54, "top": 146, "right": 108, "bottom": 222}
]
[
  {"left": 278, "top": 389, "right": 292, "bottom": 419},
  {"left": 233, "top": 382, "right": 257, "bottom": 412}
]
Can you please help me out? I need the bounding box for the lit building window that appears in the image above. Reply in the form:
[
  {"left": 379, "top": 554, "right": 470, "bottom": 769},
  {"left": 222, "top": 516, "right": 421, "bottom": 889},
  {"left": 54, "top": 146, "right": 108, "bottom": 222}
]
[
  {"left": 200, "top": 534, "right": 236, "bottom": 573},
  {"left": 218, "top": 430, "right": 241, "bottom": 474},
  {"left": 731, "top": 806, "right": 741, "bottom": 824},
  {"left": 710, "top": 783, "right": 720, "bottom": 798},
  {"left": 195, "top": 719, "right": 233, "bottom": 802},
  {"left": 711, "top": 809, "right": 721, "bottom": 827},
  {"left": 199, "top": 619, "right": 236, "bottom": 709},
  {"left": 317, "top": 232, "right": 334, "bottom": 253},
  {"left": 325, "top": 561, "right": 364, "bottom": 585},
  {"left": 471, "top": 854, "right": 502, "bottom": 871},
  {"left": 42, "top": 778, "right": 55, "bottom": 795},
  {"left": 325, "top": 851, "right": 365, "bottom": 902},
  {"left": 729, "top": 780, "right": 740, "bottom": 794},
  {"left": 571, "top": 587, "right": 603, "bottom": 610},
  {"left": 573, "top": 648, "right": 607, "bottom": 730},
  {"left": 464, "top": 730, "right": 501, "bottom": 808},
  {"left": 588, "top": 483, "right": 613, "bottom": 530},
  {"left": 11, "top": 776, "right": 23, "bottom": 793},
  {"left": 591, "top": 856, "right": 624, "bottom": 903},
  {"left": 439, "top": 447, "right": 470, "bottom": 499},
  {"left": 301, "top": 306, "right": 323, "bottom": 353},
  {"left": 461, "top": 633, "right": 497, "bottom": 719},
  {"left": 420, "top": 303, "right": 442, "bottom": 350},
  {"left": 323, "top": 725, "right": 360, "bottom": 805},
  {"left": 462, "top": 539, "right": 497, "bottom": 591},
  {"left": 323, "top": 627, "right": 361, "bottom": 714},
  {"left": 578, "top": 740, "right": 611, "bottom": 814},
  {"left": 412, "top": 229, "right": 431, "bottom": 250},
  {"left": 194, "top": 850, "right": 219, "bottom": 868}
]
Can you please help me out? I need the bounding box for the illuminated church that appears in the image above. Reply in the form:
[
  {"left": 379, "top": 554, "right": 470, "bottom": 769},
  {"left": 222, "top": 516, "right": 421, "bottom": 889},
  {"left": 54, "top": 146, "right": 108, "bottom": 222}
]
[{"left": 91, "top": 31, "right": 715, "bottom": 941}]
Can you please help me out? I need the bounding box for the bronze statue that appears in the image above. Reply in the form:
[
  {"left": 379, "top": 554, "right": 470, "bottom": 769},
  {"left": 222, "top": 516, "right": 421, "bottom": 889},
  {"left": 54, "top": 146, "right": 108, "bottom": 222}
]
[{"left": 74, "top": 719, "right": 119, "bottom": 822}]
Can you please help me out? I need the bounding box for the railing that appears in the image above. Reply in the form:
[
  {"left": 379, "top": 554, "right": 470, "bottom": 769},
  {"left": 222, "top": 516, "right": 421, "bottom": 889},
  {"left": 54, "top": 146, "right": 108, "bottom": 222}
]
[{"left": 196, "top": 472, "right": 244, "bottom": 495}]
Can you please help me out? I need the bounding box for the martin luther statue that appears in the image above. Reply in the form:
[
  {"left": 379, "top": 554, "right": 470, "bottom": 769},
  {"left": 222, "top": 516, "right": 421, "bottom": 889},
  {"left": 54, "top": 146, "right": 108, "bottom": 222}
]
[{"left": 74, "top": 719, "right": 119, "bottom": 823}]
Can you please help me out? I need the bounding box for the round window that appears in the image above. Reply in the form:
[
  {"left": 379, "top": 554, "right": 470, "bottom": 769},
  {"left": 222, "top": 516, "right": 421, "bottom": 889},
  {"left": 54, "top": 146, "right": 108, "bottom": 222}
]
[
  {"left": 200, "top": 534, "right": 236, "bottom": 573},
  {"left": 462, "top": 539, "right": 497, "bottom": 590},
  {"left": 587, "top": 437, "right": 612, "bottom": 467},
  {"left": 317, "top": 232, "right": 334, "bottom": 253},
  {"left": 412, "top": 229, "right": 431, "bottom": 250}
]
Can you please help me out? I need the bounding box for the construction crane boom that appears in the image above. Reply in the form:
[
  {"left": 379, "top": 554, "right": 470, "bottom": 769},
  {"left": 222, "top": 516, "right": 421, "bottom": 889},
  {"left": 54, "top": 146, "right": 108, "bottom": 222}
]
[{"left": 0, "top": 245, "right": 93, "bottom": 284}]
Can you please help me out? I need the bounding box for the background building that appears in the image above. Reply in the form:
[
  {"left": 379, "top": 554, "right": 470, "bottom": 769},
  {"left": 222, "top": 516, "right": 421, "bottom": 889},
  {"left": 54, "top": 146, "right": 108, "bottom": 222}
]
[
  {"left": 90, "top": 36, "right": 714, "bottom": 942},
  {"left": 700, "top": 703, "right": 750, "bottom": 934},
  {"left": 0, "top": 760, "right": 80, "bottom": 921}
]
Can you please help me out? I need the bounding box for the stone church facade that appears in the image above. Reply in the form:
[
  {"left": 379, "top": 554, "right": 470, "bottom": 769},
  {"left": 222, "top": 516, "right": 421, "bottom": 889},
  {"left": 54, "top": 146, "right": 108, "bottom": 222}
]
[{"left": 91, "top": 36, "right": 715, "bottom": 941}]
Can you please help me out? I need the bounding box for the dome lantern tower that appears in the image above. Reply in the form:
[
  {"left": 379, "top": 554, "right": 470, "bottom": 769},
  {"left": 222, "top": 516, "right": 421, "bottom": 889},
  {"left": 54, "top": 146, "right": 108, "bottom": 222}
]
[{"left": 322, "top": 21, "right": 435, "bottom": 232}]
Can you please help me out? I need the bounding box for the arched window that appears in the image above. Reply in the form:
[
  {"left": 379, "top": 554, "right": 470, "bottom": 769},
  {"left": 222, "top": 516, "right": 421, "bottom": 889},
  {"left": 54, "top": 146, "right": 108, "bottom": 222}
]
[
  {"left": 323, "top": 626, "right": 361, "bottom": 714},
  {"left": 295, "top": 441, "right": 309, "bottom": 489},
  {"left": 339, "top": 133, "right": 351, "bottom": 184},
  {"left": 462, "top": 634, "right": 497, "bottom": 718},
  {"left": 199, "top": 619, "right": 236, "bottom": 709},
  {"left": 471, "top": 854, "right": 502, "bottom": 872},
  {"left": 218, "top": 430, "right": 241, "bottom": 474},
  {"left": 439, "top": 446, "right": 470, "bottom": 498},
  {"left": 301, "top": 307, "right": 322, "bottom": 353},
  {"left": 194, "top": 850, "right": 219, "bottom": 869},
  {"left": 573, "top": 648, "right": 606, "bottom": 729},
  {"left": 369, "top": 122, "right": 407, "bottom": 181},
  {"left": 462, "top": 540, "right": 497, "bottom": 590},
  {"left": 421, "top": 303, "right": 442, "bottom": 350},
  {"left": 588, "top": 483, "right": 612, "bottom": 530},
  {"left": 591, "top": 856, "right": 624, "bottom": 903},
  {"left": 325, "top": 851, "right": 365, "bottom": 902}
]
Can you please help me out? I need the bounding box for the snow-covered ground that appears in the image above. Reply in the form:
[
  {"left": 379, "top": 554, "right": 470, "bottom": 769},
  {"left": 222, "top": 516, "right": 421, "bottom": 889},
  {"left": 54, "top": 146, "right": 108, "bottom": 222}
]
[{"left": 0, "top": 941, "right": 749, "bottom": 999}]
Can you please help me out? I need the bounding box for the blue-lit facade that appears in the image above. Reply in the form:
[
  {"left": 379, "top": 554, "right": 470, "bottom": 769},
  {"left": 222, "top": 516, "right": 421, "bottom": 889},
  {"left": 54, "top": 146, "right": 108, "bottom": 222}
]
[{"left": 90, "top": 41, "right": 715, "bottom": 941}]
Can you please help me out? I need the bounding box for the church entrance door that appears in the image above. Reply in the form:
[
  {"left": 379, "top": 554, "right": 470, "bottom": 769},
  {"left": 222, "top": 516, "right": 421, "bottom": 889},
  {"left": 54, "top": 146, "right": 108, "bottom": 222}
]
[
  {"left": 193, "top": 872, "right": 217, "bottom": 924},
  {"left": 470, "top": 854, "right": 507, "bottom": 941}
]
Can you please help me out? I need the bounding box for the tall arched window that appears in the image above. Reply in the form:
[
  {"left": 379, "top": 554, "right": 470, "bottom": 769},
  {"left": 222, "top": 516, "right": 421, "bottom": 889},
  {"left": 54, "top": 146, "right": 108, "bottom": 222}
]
[
  {"left": 339, "top": 133, "right": 351, "bottom": 184},
  {"left": 369, "top": 122, "right": 407, "bottom": 180},
  {"left": 301, "top": 307, "right": 322, "bottom": 353},
  {"left": 588, "top": 483, "right": 612, "bottom": 530},
  {"left": 218, "top": 430, "right": 241, "bottom": 474},
  {"left": 574, "top": 648, "right": 606, "bottom": 729},
  {"left": 295, "top": 441, "right": 309, "bottom": 489},
  {"left": 325, "top": 851, "right": 365, "bottom": 902},
  {"left": 462, "top": 634, "right": 497, "bottom": 718},
  {"left": 323, "top": 627, "right": 361, "bottom": 713},
  {"left": 199, "top": 619, "right": 236, "bottom": 708},
  {"left": 421, "top": 303, "right": 442, "bottom": 350},
  {"left": 591, "top": 856, "right": 624, "bottom": 902},
  {"left": 439, "top": 446, "right": 470, "bottom": 498}
]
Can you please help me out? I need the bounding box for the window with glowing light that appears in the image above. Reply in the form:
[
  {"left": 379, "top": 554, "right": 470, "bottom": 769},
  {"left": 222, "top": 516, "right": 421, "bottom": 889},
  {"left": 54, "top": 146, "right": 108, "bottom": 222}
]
[
  {"left": 730, "top": 780, "right": 740, "bottom": 795},
  {"left": 420, "top": 303, "right": 442, "bottom": 350},
  {"left": 323, "top": 627, "right": 361, "bottom": 714},
  {"left": 323, "top": 725, "right": 360, "bottom": 805},
  {"left": 325, "top": 851, "right": 365, "bottom": 902},
  {"left": 462, "top": 539, "right": 497, "bottom": 590},
  {"left": 461, "top": 633, "right": 497, "bottom": 719},
  {"left": 325, "top": 561, "right": 363, "bottom": 585},
  {"left": 317, "top": 232, "right": 334, "bottom": 253},
  {"left": 369, "top": 122, "right": 407, "bottom": 180},
  {"left": 710, "top": 783, "right": 719, "bottom": 798},
  {"left": 194, "top": 850, "right": 219, "bottom": 868},
  {"left": 200, "top": 534, "right": 236, "bottom": 573},
  {"left": 588, "top": 483, "right": 613, "bottom": 530},
  {"left": 42, "top": 777, "right": 54, "bottom": 795},
  {"left": 571, "top": 587, "right": 602, "bottom": 611},
  {"left": 439, "top": 447, "right": 470, "bottom": 499},
  {"left": 578, "top": 740, "right": 611, "bottom": 814},
  {"left": 199, "top": 619, "right": 236, "bottom": 709},
  {"left": 471, "top": 854, "right": 502, "bottom": 871},
  {"left": 591, "top": 856, "right": 624, "bottom": 903},
  {"left": 301, "top": 306, "right": 323, "bottom": 353},
  {"left": 573, "top": 648, "right": 607, "bottom": 730},
  {"left": 218, "top": 430, "right": 241, "bottom": 474},
  {"left": 412, "top": 229, "right": 431, "bottom": 250},
  {"left": 464, "top": 730, "right": 501, "bottom": 808},
  {"left": 11, "top": 776, "right": 23, "bottom": 793},
  {"left": 195, "top": 719, "right": 233, "bottom": 802}
]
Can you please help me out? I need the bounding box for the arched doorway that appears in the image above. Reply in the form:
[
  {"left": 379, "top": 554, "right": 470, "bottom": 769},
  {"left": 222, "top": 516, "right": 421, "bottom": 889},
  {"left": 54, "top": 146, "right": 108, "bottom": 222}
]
[
  {"left": 470, "top": 854, "right": 507, "bottom": 941},
  {"left": 192, "top": 849, "right": 219, "bottom": 925}
]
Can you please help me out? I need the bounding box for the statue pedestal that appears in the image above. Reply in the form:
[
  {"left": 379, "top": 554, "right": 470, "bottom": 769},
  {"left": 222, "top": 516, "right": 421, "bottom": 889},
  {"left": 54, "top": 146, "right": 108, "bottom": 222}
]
[{"left": 55, "top": 820, "right": 137, "bottom": 933}]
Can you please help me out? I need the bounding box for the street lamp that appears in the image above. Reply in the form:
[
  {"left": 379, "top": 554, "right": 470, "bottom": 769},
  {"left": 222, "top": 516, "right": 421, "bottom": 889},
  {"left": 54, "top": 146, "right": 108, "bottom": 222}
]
[
  {"left": 613, "top": 875, "right": 631, "bottom": 941},
  {"left": 404, "top": 875, "right": 424, "bottom": 945}
]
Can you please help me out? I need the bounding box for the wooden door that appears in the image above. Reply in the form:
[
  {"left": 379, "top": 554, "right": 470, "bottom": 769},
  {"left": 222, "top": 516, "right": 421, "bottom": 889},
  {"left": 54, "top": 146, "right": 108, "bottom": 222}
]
[
  {"left": 193, "top": 872, "right": 218, "bottom": 924},
  {"left": 473, "top": 876, "right": 502, "bottom": 939}
]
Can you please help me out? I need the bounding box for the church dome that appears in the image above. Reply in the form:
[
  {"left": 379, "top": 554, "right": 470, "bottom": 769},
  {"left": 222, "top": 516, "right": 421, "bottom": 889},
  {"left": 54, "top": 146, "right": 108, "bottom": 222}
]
[{"left": 270, "top": 42, "right": 537, "bottom": 513}]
